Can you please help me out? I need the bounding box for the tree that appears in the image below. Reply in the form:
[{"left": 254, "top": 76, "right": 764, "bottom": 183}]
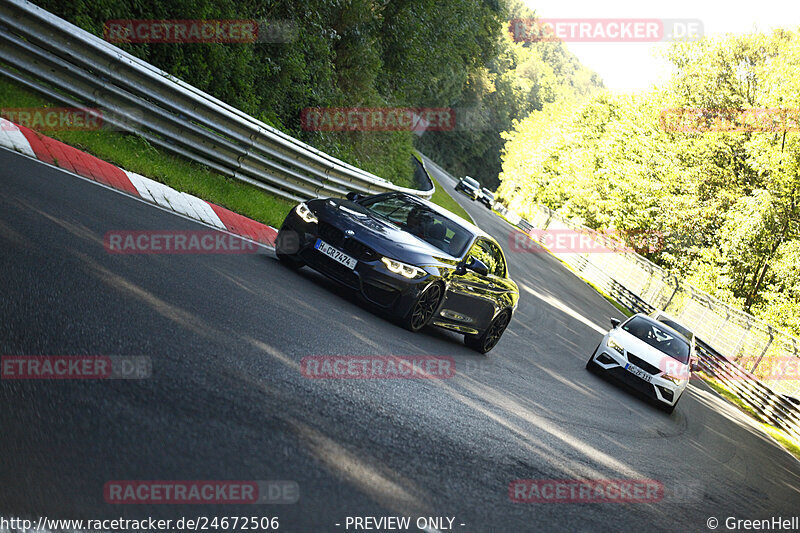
[{"left": 497, "top": 28, "right": 800, "bottom": 335}]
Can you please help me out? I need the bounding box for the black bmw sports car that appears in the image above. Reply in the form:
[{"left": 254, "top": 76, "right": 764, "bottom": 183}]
[{"left": 275, "top": 192, "right": 519, "bottom": 353}]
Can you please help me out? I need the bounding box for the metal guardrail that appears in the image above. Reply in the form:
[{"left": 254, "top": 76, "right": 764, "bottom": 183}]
[
  {"left": 695, "top": 341, "right": 800, "bottom": 442},
  {"left": 0, "top": 0, "right": 434, "bottom": 203},
  {"left": 498, "top": 204, "right": 800, "bottom": 439}
]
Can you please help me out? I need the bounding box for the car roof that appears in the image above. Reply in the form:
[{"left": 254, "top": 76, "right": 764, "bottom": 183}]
[{"left": 629, "top": 313, "right": 693, "bottom": 345}]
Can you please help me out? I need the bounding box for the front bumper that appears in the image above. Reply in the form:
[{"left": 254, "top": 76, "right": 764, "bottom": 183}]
[
  {"left": 278, "top": 213, "right": 431, "bottom": 319},
  {"left": 589, "top": 340, "right": 687, "bottom": 406}
]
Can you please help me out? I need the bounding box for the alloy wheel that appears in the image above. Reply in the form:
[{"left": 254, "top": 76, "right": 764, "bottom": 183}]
[
  {"left": 482, "top": 311, "right": 510, "bottom": 352},
  {"left": 410, "top": 283, "right": 442, "bottom": 331}
]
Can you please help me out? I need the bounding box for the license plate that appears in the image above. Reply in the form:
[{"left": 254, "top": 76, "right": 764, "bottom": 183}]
[
  {"left": 625, "top": 362, "right": 653, "bottom": 383},
  {"left": 315, "top": 239, "right": 357, "bottom": 269}
]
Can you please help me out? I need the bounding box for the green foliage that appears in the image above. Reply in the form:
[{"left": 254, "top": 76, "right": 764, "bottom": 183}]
[
  {"left": 416, "top": 0, "right": 603, "bottom": 190},
  {"left": 26, "top": 0, "right": 603, "bottom": 210},
  {"left": 31, "top": 0, "right": 507, "bottom": 188},
  {"left": 414, "top": 154, "right": 473, "bottom": 224},
  {"left": 498, "top": 29, "right": 800, "bottom": 335},
  {"left": 0, "top": 78, "right": 295, "bottom": 227}
]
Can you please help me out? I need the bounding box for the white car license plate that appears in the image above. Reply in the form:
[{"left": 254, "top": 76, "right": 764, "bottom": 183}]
[
  {"left": 315, "top": 239, "right": 357, "bottom": 269},
  {"left": 625, "top": 362, "right": 653, "bottom": 383}
]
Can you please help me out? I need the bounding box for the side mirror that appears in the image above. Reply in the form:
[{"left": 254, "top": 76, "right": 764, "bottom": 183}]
[
  {"left": 690, "top": 359, "right": 700, "bottom": 372},
  {"left": 346, "top": 191, "right": 363, "bottom": 202},
  {"left": 465, "top": 256, "right": 489, "bottom": 276},
  {"left": 610, "top": 318, "right": 621, "bottom": 329}
]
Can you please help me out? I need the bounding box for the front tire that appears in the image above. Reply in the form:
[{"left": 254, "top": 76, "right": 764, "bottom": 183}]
[
  {"left": 402, "top": 282, "right": 443, "bottom": 332},
  {"left": 465, "top": 310, "right": 511, "bottom": 354}
]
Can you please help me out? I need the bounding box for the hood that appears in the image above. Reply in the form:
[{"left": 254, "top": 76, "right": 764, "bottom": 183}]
[{"left": 308, "top": 198, "right": 463, "bottom": 266}]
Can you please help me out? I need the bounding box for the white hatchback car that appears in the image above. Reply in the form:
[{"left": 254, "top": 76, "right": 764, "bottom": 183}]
[{"left": 587, "top": 313, "right": 698, "bottom": 413}]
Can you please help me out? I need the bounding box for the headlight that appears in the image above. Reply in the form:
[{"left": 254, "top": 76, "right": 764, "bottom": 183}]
[
  {"left": 381, "top": 257, "right": 427, "bottom": 279},
  {"left": 663, "top": 371, "right": 688, "bottom": 384},
  {"left": 295, "top": 202, "right": 318, "bottom": 224},
  {"left": 607, "top": 338, "right": 625, "bottom": 354}
]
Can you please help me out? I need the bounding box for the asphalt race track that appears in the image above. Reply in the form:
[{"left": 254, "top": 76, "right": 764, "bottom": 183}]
[{"left": 1, "top": 146, "right": 798, "bottom": 532}]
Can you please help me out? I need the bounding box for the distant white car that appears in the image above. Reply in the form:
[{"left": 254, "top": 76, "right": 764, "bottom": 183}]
[
  {"left": 479, "top": 187, "right": 495, "bottom": 209},
  {"left": 455, "top": 176, "right": 482, "bottom": 201},
  {"left": 587, "top": 313, "right": 698, "bottom": 413}
]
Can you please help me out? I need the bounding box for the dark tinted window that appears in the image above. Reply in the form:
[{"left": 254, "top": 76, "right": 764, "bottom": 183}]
[
  {"left": 659, "top": 318, "right": 693, "bottom": 342},
  {"left": 361, "top": 194, "right": 473, "bottom": 256},
  {"left": 622, "top": 316, "right": 691, "bottom": 363}
]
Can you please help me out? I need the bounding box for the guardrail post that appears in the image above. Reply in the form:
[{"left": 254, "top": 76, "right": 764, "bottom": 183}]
[
  {"left": 664, "top": 275, "right": 681, "bottom": 310},
  {"left": 749, "top": 327, "right": 775, "bottom": 374},
  {"left": 730, "top": 318, "right": 753, "bottom": 362}
]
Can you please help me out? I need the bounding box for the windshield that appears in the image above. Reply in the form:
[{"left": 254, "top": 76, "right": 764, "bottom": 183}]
[
  {"left": 361, "top": 194, "right": 473, "bottom": 256},
  {"left": 483, "top": 190, "right": 494, "bottom": 199},
  {"left": 622, "top": 316, "right": 691, "bottom": 363},
  {"left": 657, "top": 317, "right": 694, "bottom": 343}
]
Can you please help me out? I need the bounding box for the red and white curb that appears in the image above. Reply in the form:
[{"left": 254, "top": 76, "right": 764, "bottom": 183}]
[{"left": 0, "top": 118, "right": 279, "bottom": 248}]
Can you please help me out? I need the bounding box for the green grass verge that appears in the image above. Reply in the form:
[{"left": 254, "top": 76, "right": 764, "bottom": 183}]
[
  {"left": 0, "top": 77, "right": 296, "bottom": 227},
  {"left": 582, "top": 279, "right": 634, "bottom": 318},
  {"left": 762, "top": 425, "right": 800, "bottom": 460},
  {"left": 428, "top": 173, "right": 473, "bottom": 223},
  {"left": 699, "top": 372, "right": 800, "bottom": 461},
  {"left": 415, "top": 153, "right": 473, "bottom": 223},
  {"left": 1, "top": 78, "right": 470, "bottom": 228}
]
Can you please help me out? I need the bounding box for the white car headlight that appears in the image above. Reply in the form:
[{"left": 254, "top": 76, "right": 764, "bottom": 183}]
[
  {"left": 663, "top": 371, "right": 689, "bottom": 384},
  {"left": 295, "top": 202, "right": 318, "bottom": 224},
  {"left": 607, "top": 338, "right": 625, "bottom": 354},
  {"left": 381, "top": 257, "right": 426, "bottom": 279}
]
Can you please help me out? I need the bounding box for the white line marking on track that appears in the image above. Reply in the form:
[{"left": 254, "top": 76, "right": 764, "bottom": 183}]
[
  {"left": 0, "top": 118, "right": 36, "bottom": 158},
  {"left": 0, "top": 144, "right": 276, "bottom": 254}
]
